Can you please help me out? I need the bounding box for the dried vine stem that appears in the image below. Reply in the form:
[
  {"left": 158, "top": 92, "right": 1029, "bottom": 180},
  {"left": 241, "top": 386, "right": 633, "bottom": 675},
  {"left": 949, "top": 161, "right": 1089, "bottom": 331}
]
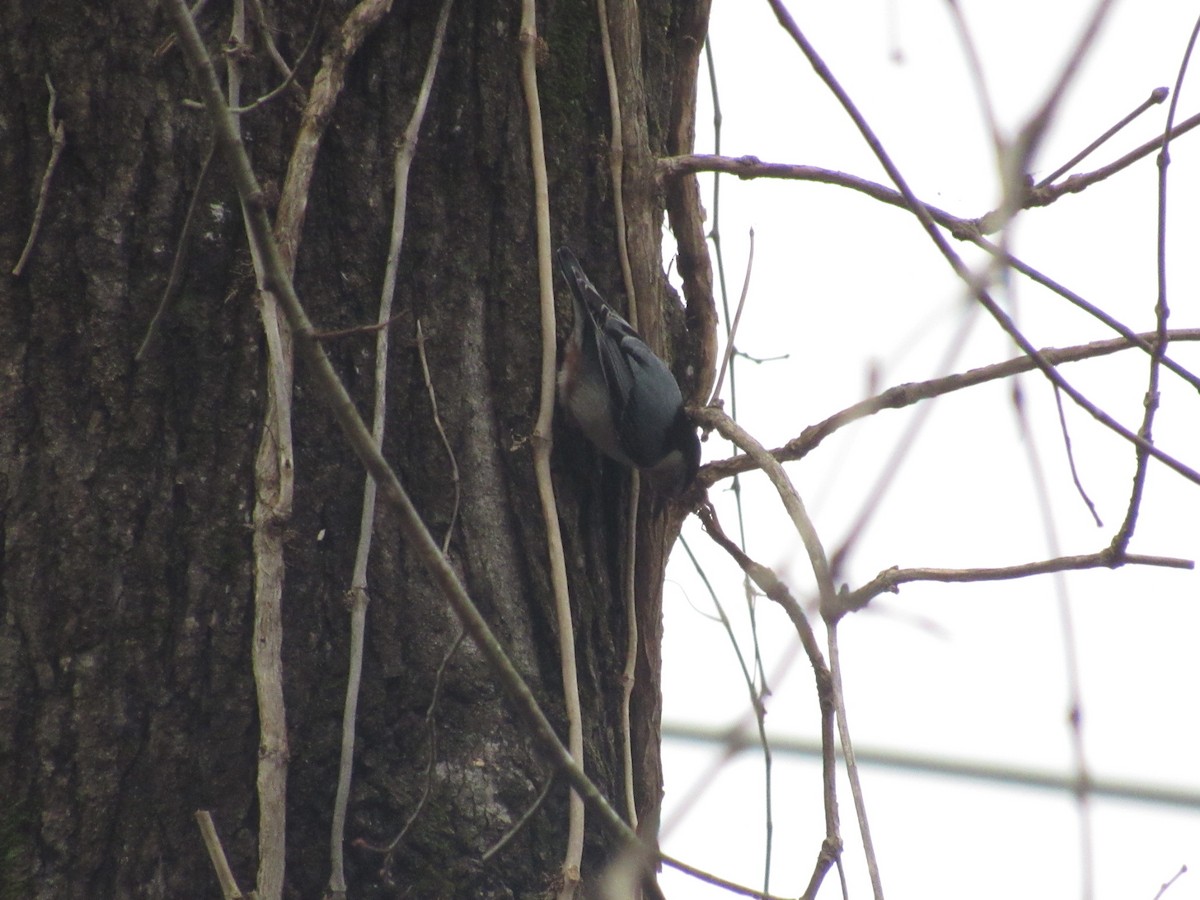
[
  {"left": 326, "top": 1, "right": 454, "bottom": 894},
  {"left": 222, "top": 4, "right": 291, "bottom": 895},
  {"left": 12, "top": 74, "right": 66, "bottom": 277},
  {"left": 195, "top": 811, "right": 247, "bottom": 900},
  {"left": 165, "top": 6, "right": 779, "bottom": 900},
  {"left": 136, "top": 138, "right": 216, "bottom": 360},
  {"left": 163, "top": 0, "right": 639, "bottom": 855},
  {"left": 594, "top": 0, "right": 643, "bottom": 832},
  {"left": 171, "top": 1, "right": 395, "bottom": 896},
  {"left": 518, "top": 1, "right": 586, "bottom": 894}
]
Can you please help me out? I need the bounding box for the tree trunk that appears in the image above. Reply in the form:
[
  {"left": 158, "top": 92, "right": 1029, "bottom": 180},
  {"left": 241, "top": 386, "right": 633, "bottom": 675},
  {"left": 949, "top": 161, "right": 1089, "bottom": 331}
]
[{"left": 0, "top": 1, "right": 711, "bottom": 896}]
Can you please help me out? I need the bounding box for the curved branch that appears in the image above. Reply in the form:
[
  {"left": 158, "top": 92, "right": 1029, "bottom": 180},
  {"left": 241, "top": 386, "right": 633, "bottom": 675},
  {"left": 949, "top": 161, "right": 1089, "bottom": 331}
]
[{"left": 698, "top": 328, "right": 1200, "bottom": 487}]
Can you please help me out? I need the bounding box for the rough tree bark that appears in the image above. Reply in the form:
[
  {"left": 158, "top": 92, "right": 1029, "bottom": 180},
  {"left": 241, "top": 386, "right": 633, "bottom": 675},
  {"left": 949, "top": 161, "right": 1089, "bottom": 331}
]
[{"left": 0, "top": 1, "right": 712, "bottom": 897}]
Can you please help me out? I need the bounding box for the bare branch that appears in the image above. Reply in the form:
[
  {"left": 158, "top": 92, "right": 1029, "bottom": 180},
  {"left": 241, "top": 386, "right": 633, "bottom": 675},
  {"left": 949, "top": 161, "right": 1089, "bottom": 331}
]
[
  {"left": 519, "top": 2, "right": 586, "bottom": 893},
  {"left": 1037, "top": 86, "right": 1168, "bottom": 187},
  {"left": 1152, "top": 865, "right": 1189, "bottom": 900},
  {"left": 836, "top": 549, "right": 1193, "bottom": 617},
  {"left": 312, "top": 312, "right": 405, "bottom": 340},
  {"left": 327, "top": 0, "right": 454, "bottom": 892},
  {"left": 658, "top": 156, "right": 1200, "bottom": 391},
  {"left": 694, "top": 407, "right": 836, "bottom": 607},
  {"left": 1040, "top": 108, "right": 1200, "bottom": 200},
  {"left": 826, "top": 624, "right": 882, "bottom": 900},
  {"left": 1051, "top": 384, "right": 1103, "bottom": 527},
  {"left": 699, "top": 329, "right": 1200, "bottom": 487},
  {"left": 697, "top": 505, "right": 843, "bottom": 900}
]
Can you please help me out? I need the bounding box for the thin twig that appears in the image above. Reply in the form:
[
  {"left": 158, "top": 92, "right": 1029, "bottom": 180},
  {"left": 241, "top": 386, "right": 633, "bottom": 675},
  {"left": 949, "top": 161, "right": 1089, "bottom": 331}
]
[
  {"left": 1112, "top": 13, "right": 1200, "bottom": 555},
  {"left": 989, "top": 239, "right": 1200, "bottom": 392},
  {"left": 275, "top": 0, "right": 394, "bottom": 270},
  {"left": 665, "top": 721, "right": 1200, "bottom": 808},
  {"left": 836, "top": 549, "right": 1193, "bottom": 617},
  {"left": 1042, "top": 108, "right": 1200, "bottom": 200},
  {"left": 660, "top": 102, "right": 1200, "bottom": 223},
  {"left": 136, "top": 138, "right": 217, "bottom": 360},
  {"left": 781, "top": 3, "right": 1200, "bottom": 492},
  {"left": 619, "top": 471, "right": 642, "bottom": 824},
  {"left": 595, "top": 0, "right": 643, "bottom": 833},
  {"left": 374, "top": 631, "right": 467, "bottom": 864},
  {"left": 519, "top": 2, "right": 586, "bottom": 894},
  {"left": 660, "top": 853, "right": 794, "bottom": 900},
  {"left": 825, "top": 625, "right": 883, "bottom": 899},
  {"left": 697, "top": 505, "right": 841, "bottom": 900},
  {"left": 418, "top": 324, "right": 462, "bottom": 554},
  {"left": 1152, "top": 865, "right": 1189, "bottom": 900},
  {"left": 363, "top": 318, "right": 465, "bottom": 871},
  {"left": 312, "top": 312, "right": 404, "bottom": 340},
  {"left": 1011, "top": 379, "right": 1095, "bottom": 899},
  {"left": 365, "top": 323, "right": 465, "bottom": 871},
  {"left": 658, "top": 154, "right": 1200, "bottom": 390},
  {"left": 595, "top": 0, "right": 636, "bottom": 314},
  {"left": 662, "top": 9, "right": 720, "bottom": 408},
  {"left": 244, "top": 0, "right": 311, "bottom": 105},
  {"left": 671, "top": 536, "right": 776, "bottom": 856},
  {"left": 196, "top": 811, "right": 246, "bottom": 900},
  {"left": 702, "top": 45, "right": 774, "bottom": 891},
  {"left": 155, "top": 0, "right": 213, "bottom": 57},
  {"left": 1051, "top": 384, "right": 1103, "bottom": 527},
  {"left": 1037, "top": 86, "right": 1168, "bottom": 187},
  {"left": 709, "top": 228, "right": 755, "bottom": 406},
  {"left": 328, "top": 581, "right": 367, "bottom": 899},
  {"left": 13, "top": 75, "right": 66, "bottom": 277},
  {"left": 244, "top": 0, "right": 294, "bottom": 76},
  {"left": 479, "top": 772, "right": 557, "bottom": 864},
  {"left": 230, "top": 2, "right": 321, "bottom": 114}
]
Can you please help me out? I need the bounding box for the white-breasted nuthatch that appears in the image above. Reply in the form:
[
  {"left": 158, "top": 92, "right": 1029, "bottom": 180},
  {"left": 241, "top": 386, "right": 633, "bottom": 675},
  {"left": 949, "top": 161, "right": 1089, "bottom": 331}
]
[{"left": 556, "top": 246, "right": 700, "bottom": 495}]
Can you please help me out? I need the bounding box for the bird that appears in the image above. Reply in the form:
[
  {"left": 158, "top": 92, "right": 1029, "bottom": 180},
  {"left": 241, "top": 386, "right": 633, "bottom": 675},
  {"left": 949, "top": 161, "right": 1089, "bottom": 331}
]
[{"left": 555, "top": 246, "right": 700, "bottom": 495}]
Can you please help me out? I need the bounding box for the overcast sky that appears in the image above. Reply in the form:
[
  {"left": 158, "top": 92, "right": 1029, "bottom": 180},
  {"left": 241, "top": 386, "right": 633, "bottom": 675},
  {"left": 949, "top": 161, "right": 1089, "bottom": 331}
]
[{"left": 656, "top": 3, "right": 1200, "bottom": 898}]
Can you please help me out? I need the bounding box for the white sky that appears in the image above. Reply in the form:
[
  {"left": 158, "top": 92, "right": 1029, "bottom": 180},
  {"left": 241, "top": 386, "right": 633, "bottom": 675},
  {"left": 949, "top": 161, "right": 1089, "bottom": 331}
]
[{"left": 658, "top": 2, "right": 1200, "bottom": 898}]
